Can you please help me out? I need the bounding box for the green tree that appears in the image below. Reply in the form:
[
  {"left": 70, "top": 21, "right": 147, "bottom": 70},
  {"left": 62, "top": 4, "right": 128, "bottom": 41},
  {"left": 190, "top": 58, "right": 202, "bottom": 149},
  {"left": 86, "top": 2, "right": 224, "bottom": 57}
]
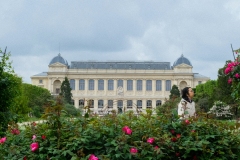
[
  {"left": 0, "top": 48, "right": 22, "bottom": 136},
  {"left": 169, "top": 84, "right": 180, "bottom": 99},
  {"left": 60, "top": 77, "right": 72, "bottom": 104},
  {"left": 22, "top": 83, "right": 52, "bottom": 117}
]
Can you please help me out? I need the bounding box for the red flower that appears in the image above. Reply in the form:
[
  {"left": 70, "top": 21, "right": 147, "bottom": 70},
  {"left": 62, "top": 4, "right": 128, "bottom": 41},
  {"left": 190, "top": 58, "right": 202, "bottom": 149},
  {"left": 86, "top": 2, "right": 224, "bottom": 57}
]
[
  {"left": 191, "top": 130, "right": 196, "bottom": 133},
  {"left": 147, "top": 137, "right": 155, "bottom": 144},
  {"left": 32, "top": 122, "right": 37, "bottom": 126},
  {"left": 228, "top": 78, "right": 233, "bottom": 84},
  {"left": 88, "top": 154, "right": 98, "bottom": 160},
  {"left": 171, "top": 137, "right": 177, "bottom": 142},
  {"left": 185, "top": 119, "right": 190, "bottom": 125},
  {"left": 154, "top": 146, "right": 159, "bottom": 150},
  {"left": 122, "top": 126, "right": 132, "bottom": 135},
  {"left": 130, "top": 147, "right": 138, "bottom": 155},
  {"left": 11, "top": 129, "right": 20, "bottom": 135},
  {"left": 41, "top": 135, "right": 46, "bottom": 140},
  {"left": 0, "top": 137, "right": 7, "bottom": 144},
  {"left": 23, "top": 156, "right": 27, "bottom": 160},
  {"left": 193, "top": 155, "right": 198, "bottom": 160},
  {"left": 176, "top": 134, "right": 181, "bottom": 139},
  {"left": 30, "top": 142, "right": 39, "bottom": 152},
  {"left": 170, "top": 129, "right": 175, "bottom": 134},
  {"left": 176, "top": 152, "right": 180, "bottom": 157}
]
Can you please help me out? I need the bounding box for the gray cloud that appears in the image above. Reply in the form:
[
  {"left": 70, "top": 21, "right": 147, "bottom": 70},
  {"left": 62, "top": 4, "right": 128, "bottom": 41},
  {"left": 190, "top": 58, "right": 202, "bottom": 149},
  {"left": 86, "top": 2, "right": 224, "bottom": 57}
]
[{"left": 0, "top": 0, "right": 239, "bottom": 83}]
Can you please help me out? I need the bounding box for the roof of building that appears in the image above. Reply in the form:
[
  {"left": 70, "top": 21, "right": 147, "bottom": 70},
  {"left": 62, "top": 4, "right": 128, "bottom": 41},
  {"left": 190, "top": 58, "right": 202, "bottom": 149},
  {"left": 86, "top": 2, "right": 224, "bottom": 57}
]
[
  {"left": 193, "top": 73, "right": 209, "bottom": 79},
  {"left": 49, "top": 53, "right": 68, "bottom": 65},
  {"left": 32, "top": 72, "right": 48, "bottom": 77},
  {"left": 173, "top": 54, "right": 192, "bottom": 67},
  {"left": 69, "top": 61, "right": 171, "bottom": 70}
]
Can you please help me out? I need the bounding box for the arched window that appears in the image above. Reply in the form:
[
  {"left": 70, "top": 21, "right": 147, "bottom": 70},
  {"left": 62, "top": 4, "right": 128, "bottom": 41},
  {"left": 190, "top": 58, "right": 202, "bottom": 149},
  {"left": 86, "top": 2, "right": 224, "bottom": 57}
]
[
  {"left": 156, "top": 100, "right": 162, "bottom": 107},
  {"left": 79, "top": 99, "right": 85, "bottom": 108},
  {"left": 137, "top": 100, "right": 142, "bottom": 108},
  {"left": 98, "top": 100, "right": 104, "bottom": 108},
  {"left": 147, "top": 100, "right": 152, "bottom": 108},
  {"left": 88, "top": 99, "right": 94, "bottom": 108},
  {"left": 108, "top": 100, "right": 113, "bottom": 108},
  {"left": 70, "top": 79, "right": 75, "bottom": 90},
  {"left": 127, "top": 100, "right": 132, "bottom": 108},
  {"left": 89, "top": 79, "right": 94, "bottom": 90}
]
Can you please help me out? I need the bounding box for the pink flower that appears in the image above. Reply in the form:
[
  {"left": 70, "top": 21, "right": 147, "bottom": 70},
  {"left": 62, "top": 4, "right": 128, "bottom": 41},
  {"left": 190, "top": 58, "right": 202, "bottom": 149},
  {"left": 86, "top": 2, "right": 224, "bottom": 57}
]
[
  {"left": 154, "top": 146, "right": 159, "bottom": 150},
  {"left": 235, "top": 73, "right": 240, "bottom": 79},
  {"left": 122, "top": 126, "right": 132, "bottom": 135},
  {"left": 11, "top": 129, "right": 20, "bottom": 135},
  {"left": 0, "top": 137, "right": 7, "bottom": 144},
  {"left": 170, "top": 129, "right": 175, "bottom": 134},
  {"left": 41, "top": 135, "right": 46, "bottom": 140},
  {"left": 130, "top": 147, "right": 138, "bottom": 155},
  {"left": 191, "top": 130, "right": 196, "bottom": 133},
  {"left": 88, "top": 154, "right": 98, "bottom": 160},
  {"left": 224, "top": 67, "right": 231, "bottom": 74},
  {"left": 147, "top": 137, "right": 155, "bottom": 144},
  {"left": 30, "top": 142, "right": 39, "bottom": 152},
  {"left": 171, "top": 137, "right": 177, "bottom": 142},
  {"left": 185, "top": 119, "right": 190, "bottom": 125},
  {"left": 228, "top": 78, "right": 232, "bottom": 84},
  {"left": 32, "top": 135, "right": 36, "bottom": 140},
  {"left": 176, "top": 134, "right": 181, "bottom": 139}
]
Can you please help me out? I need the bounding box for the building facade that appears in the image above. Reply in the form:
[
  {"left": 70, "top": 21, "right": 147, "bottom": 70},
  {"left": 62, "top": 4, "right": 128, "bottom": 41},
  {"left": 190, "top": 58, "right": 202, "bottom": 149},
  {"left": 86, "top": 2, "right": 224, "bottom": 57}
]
[{"left": 31, "top": 54, "right": 209, "bottom": 114}]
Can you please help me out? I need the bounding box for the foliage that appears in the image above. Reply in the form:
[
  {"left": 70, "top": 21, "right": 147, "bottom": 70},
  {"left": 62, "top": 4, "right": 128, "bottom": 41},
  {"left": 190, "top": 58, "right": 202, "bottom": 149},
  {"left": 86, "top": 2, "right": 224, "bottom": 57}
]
[
  {"left": 0, "top": 106, "right": 240, "bottom": 160},
  {"left": 169, "top": 85, "right": 180, "bottom": 99},
  {"left": 60, "top": 77, "right": 72, "bottom": 104},
  {"left": 22, "top": 83, "right": 52, "bottom": 118},
  {"left": 64, "top": 103, "right": 82, "bottom": 116},
  {"left": 0, "top": 48, "right": 22, "bottom": 136}
]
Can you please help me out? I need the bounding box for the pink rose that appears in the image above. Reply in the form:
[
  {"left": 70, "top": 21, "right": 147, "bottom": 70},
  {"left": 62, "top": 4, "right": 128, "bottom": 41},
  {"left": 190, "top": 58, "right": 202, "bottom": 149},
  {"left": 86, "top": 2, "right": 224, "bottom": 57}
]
[
  {"left": 185, "top": 119, "right": 190, "bottom": 125},
  {"left": 122, "top": 126, "right": 132, "bottom": 135},
  {"left": 130, "top": 147, "right": 138, "bottom": 155},
  {"left": 0, "top": 137, "right": 7, "bottom": 144},
  {"left": 147, "top": 137, "right": 155, "bottom": 144},
  {"left": 235, "top": 73, "right": 240, "bottom": 79},
  {"left": 11, "top": 129, "right": 20, "bottom": 135},
  {"left": 228, "top": 78, "right": 232, "bottom": 84},
  {"left": 191, "top": 130, "right": 196, "bottom": 133},
  {"left": 88, "top": 154, "right": 98, "bottom": 160},
  {"left": 224, "top": 67, "right": 231, "bottom": 74},
  {"left": 154, "top": 146, "right": 159, "bottom": 150},
  {"left": 32, "top": 135, "right": 36, "bottom": 140},
  {"left": 30, "top": 142, "right": 39, "bottom": 152}
]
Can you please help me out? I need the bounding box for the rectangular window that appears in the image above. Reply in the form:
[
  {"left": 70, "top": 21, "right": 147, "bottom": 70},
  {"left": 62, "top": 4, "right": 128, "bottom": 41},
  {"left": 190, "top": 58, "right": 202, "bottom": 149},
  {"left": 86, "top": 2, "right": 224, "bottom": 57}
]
[
  {"left": 137, "top": 80, "right": 142, "bottom": 91},
  {"left": 156, "top": 80, "right": 162, "bottom": 91},
  {"left": 98, "top": 79, "right": 104, "bottom": 90},
  {"left": 108, "top": 80, "right": 114, "bottom": 90},
  {"left": 127, "top": 80, "right": 133, "bottom": 91},
  {"left": 89, "top": 99, "right": 94, "bottom": 108},
  {"left": 166, "top": 80, "right": 171, "bottom": 91},
  {"left": 39, "top": 79, "right": 43, "bottom": 84},
  {"left": 147, "top": 100, "right": 152, "bottom": 108},
  {"left": 89, "top": 79, "right": 94, "bottom": 90},
  {"left": 79, "top": 99, "right": 84, "bottom": 107},
  {"left": 118, "top": 79, "right": 123, "bottom": 87},
  {"left": 137, "top": 100, "right": 142, "bottom": 108},
  {"left": 198, "top": 81, "right": 202, "bottom": 85},
  {"left": 108, "top": 100, "right": 113, "bottom": 108},
  {"left": 127, "top": 100, "right": 132, "bottom": 108},
  {"left": 79, "top": 79, "right": 85, "bottom": 90},
  {"left": 146, "top": 80, "right": 152, "bottom": 91},
  {"left": 70, "top": 79, "right": 75, "bottom": 90}
]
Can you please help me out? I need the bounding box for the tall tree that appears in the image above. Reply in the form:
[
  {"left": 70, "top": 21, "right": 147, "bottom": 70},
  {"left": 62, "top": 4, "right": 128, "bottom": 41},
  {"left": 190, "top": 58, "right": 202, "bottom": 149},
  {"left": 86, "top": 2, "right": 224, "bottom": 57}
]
[
  {"left": 169, "top": 85, "right": 180, "bottom": 99},
  {"left": 60, "top": 77, "right": 72, "bottom": 104},
  {"left": 0, "top": 48, "right": 22, "bottom": 136}
]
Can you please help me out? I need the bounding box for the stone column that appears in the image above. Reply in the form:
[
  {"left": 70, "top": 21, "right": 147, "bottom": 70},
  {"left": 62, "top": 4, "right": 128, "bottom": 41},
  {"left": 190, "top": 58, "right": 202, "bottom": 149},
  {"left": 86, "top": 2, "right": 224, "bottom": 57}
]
[
  {"left": 152, "top": 99, "right": 156, "bottom": 109},
  {"left": 143, "top": 79, "right": 146, "bottom": 93},
  {"left": 123, "top": 79, "right": 127, "bottom": 93},
  {"left": 94, "top": 99, "right": 98, "bottom": 113},
  {"left": 133, "top": 79, "right": 136, "bottom": 95},
  {"left": 114, "top": 79, "right": 117, "bottom": 95},
  {"left": 74, "top": 99, "right": 79, "bottom": 108},
  {"left": 104, "top": 79, "right": 107, "bottom": 95},
  {"left": 85, "top": 79, "right": 89, "bottom": 94},
  {"left": 75, "top": 79, "right": 79, "bottom": 92},
  {"left": 152, "top": 79, "right": 156, "bottom": 95},
  {"left": 94, "top": 79, "right": 98, "bottom": 95},
  {"left": 133, "top": 99, "right": 137, "bottom": 113},
  {"left": 142, "top": 99, "right": 146, "bottom": 113}
]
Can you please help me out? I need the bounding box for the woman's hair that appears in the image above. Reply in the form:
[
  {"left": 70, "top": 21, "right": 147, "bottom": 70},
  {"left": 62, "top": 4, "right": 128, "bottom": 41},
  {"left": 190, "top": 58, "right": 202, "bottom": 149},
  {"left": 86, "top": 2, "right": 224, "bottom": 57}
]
[{"left": 181, "top": 87, "right": 191, "bottom": 99}]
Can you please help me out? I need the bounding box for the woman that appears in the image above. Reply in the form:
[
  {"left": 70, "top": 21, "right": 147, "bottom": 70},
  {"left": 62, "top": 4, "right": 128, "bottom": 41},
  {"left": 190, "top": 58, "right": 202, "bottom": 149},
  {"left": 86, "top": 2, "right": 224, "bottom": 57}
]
[{"left": 178, "top": 87, "right": 196, "bottom": 119}]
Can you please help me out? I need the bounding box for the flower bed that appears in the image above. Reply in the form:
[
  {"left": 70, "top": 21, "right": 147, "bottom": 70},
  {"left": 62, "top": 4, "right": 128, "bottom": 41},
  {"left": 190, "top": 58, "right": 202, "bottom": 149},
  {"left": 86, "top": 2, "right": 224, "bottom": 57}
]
[{"left": 0, "top": 111, "right": 240, "bottom": 160}]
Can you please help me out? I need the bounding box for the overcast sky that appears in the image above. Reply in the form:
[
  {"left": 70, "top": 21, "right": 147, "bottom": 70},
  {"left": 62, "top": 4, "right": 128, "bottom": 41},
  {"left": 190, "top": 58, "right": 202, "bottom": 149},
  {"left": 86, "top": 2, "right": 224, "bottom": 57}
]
[{"left": 1, "top": 0, "right": 239, "bottom": 83}]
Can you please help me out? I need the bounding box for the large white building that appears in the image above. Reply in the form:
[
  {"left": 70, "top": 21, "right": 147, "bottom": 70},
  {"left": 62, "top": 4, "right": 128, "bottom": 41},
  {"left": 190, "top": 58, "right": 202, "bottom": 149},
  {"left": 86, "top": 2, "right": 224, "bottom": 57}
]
[{"left": 31, "top": 54, "right": 209, "bottom": 114}]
